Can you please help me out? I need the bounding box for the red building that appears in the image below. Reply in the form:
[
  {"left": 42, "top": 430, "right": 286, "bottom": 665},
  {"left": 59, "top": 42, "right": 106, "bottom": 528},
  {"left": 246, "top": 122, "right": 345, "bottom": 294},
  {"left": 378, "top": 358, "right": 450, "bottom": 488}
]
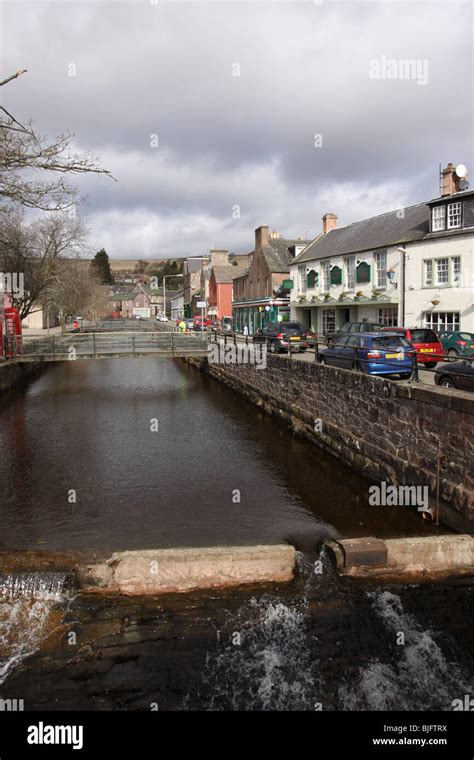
[{"left": 208, "top": 266, "right": 239, "bottom": 320}]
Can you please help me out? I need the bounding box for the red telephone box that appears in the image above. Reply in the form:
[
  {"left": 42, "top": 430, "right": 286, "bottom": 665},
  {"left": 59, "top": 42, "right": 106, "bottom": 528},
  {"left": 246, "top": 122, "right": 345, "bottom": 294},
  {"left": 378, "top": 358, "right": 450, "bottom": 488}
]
[{"left": 0, "top": 307, "right": 22, "bottom": 358}]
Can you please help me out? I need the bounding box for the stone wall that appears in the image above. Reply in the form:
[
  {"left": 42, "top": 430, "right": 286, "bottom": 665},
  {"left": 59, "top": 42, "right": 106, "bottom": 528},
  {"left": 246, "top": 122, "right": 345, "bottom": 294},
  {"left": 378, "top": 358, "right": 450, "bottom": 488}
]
[
  {"left": 187, "top": 356, "right": 474, "bottom": 532},
  {"left": 0, "top": 361, "right": 44, "bottom": 393}
]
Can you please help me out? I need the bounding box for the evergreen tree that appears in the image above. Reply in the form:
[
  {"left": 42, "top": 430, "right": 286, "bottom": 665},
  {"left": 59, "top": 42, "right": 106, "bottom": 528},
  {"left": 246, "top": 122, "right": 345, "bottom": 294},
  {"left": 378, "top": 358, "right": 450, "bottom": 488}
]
[{"left": 91, "top": 248, "right": 113, "bottom": 284}]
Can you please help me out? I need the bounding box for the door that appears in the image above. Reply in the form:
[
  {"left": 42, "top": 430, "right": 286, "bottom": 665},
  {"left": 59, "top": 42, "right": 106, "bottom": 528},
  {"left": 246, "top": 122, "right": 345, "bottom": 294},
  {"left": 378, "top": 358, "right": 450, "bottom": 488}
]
[{"left": 338, "top": 308, "right": 351, "bottom": 328}]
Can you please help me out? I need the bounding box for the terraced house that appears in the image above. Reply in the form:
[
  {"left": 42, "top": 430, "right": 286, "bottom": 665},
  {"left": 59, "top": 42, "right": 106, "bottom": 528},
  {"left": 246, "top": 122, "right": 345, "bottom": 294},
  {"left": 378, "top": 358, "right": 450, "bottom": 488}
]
[{"left": 290, "top": 163, "right": 474, "bottom": 336}]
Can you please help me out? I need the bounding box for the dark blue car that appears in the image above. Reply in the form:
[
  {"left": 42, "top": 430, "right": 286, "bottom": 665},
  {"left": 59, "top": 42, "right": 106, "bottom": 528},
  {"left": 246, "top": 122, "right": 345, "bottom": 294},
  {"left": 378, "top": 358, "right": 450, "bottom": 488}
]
[{"left": 318, "top": 332, "right": 414, "bottom": 378}]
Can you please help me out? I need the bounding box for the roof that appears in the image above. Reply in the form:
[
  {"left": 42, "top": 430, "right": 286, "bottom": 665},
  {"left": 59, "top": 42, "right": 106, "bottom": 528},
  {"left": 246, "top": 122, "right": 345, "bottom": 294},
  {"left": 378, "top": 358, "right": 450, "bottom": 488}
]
[
  {"left": 295, "top": 203, "right": 429, "bottom": 264},
  {"left": 211, "top": 265, "right": 241, "bottom": 284},
  {"left": 110, "top": 291, "right": 135, "bottom": 300},
  {"left": 259, "top": 238, "right": 311, "bottom": 272}
]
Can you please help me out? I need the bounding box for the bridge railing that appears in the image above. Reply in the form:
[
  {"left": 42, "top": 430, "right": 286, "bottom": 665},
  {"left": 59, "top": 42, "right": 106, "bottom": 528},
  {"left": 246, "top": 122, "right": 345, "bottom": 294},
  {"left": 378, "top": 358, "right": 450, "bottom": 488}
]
[{"left": 6, "top": 331, "right": 208, "bottom": 360}]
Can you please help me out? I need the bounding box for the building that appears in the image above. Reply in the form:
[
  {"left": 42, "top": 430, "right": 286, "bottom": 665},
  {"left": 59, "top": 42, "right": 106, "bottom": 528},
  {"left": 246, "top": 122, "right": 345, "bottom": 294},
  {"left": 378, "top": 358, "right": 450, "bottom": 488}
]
[
  {"left": 170, "top": 289, "right": 184, "bottom": 320},
  {"left": 208, "top": 266, "right": 239, "bottom": 320},
  {"left": 290, "top": 163, "right": 474, "bottom": 335},
  {"left": 232, "top": 226, "right": 309, "bottom": 334},
  {"left": 183, "top": 256, "right": 210, "bottom": 317}
]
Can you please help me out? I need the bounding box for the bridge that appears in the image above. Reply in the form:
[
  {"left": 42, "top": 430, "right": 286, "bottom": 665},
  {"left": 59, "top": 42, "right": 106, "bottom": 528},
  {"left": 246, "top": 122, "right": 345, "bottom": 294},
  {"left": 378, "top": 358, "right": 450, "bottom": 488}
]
[{"left": 4, "top": 331, "right": 209, "bottom": 363}]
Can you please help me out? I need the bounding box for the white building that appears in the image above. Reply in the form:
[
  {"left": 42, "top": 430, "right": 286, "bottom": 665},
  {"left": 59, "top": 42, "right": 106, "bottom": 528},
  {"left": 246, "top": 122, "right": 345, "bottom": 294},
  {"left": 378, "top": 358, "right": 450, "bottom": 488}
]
[{"left": 290, "top": 164, "right": 474, "bottom": 335}]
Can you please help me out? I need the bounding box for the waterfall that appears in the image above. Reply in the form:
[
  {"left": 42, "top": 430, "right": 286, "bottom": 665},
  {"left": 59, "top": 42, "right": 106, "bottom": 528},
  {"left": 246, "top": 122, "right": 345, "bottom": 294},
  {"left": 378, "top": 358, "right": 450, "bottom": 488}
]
[{"left": 0, "top": 572, "right": 69, "bottom": 686}]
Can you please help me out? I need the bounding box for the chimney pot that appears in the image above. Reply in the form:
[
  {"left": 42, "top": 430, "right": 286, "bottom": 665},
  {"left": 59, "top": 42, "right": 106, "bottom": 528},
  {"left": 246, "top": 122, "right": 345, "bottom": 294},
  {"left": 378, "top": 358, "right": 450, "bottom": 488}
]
[
  {"left": 255, "top": 225, "right": 269, "bottom": 249},
  {"left": 322, "top": 213, "right": 338, "bottom": 234}
]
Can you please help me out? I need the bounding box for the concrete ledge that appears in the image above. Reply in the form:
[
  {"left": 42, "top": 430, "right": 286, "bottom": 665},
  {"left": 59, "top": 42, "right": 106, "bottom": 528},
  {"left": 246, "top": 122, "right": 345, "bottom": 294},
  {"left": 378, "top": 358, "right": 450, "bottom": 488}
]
[
  {"left": 76, "top": 544, "right": 296, "bottom": 595},
  {"left": 326, "top": 535, "right": 474, "bottom": 580}
]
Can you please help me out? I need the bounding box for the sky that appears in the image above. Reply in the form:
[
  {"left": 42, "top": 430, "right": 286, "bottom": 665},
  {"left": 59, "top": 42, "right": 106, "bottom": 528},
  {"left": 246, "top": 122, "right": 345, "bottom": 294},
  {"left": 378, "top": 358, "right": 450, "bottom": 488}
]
[{"left": 1, "top": 0, "right": 473, "bottom": 259}]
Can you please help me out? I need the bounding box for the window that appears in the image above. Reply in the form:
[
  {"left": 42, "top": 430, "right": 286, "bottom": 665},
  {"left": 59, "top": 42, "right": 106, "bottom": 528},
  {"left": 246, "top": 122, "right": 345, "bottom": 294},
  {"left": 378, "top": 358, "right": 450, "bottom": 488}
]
[
  {"left": 345, "top": 257, "right": 355, "bottom": 290},
  {"left": 423, "top": 260, "right": 433, "bottom": 287},
  {"left": 298, "top": 265, "right": 306, "bottom": 294},
  {"left": 447, "top": 202, "right": 462, "bottom": 229},
  {"left": 452, "top": 257, "right": 461, "bottom": 285},
  {"left": 436, "top": 258, "right": 449, "bottom": 285},
  {"left": 307, "top": 269, "right": 318, "bottom": 288},
  {"left": 321, "top": 262, "right": 331, "bottom": 291},
  {"left": 424, "top": 312, "right": 460, "bottom": 331},
  {"left": 432, "top": 205, "right": 446, "bottom": 231},
  {"left": 378, "top": 307, "right": 398, "bottom": 326},
  {"left": 322, "top": 309, "right": 336, "bottom": 334},
  {"left": 330, "top": 265, "right": 342, "bottom": 286},
  {"left": 374, "top": 251, "right": 387, "bottom": 288}
]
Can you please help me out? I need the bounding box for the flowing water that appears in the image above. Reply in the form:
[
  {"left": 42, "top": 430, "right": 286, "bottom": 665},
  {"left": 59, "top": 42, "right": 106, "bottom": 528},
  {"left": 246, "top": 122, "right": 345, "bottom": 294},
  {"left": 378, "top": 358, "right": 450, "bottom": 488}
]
[{"left": 0, "top": 359, "right": 471, "bottom": 709}]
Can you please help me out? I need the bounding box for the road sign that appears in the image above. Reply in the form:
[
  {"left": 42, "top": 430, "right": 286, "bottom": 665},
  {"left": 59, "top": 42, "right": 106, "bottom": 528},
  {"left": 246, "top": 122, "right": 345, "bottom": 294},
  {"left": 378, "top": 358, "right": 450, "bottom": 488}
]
[{"left": 197, "top": 301, "right": 207, "bottom": 308}]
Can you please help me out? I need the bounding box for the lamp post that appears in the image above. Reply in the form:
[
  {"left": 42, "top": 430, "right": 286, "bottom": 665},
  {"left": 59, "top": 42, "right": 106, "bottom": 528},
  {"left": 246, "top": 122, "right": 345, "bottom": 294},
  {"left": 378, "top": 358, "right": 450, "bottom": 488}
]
[
  {"left": 397, "top": 247, "right": 408, "bottom": 327},
  {"left": 163, "top": 273, "right": 184, "bottom": 319}
]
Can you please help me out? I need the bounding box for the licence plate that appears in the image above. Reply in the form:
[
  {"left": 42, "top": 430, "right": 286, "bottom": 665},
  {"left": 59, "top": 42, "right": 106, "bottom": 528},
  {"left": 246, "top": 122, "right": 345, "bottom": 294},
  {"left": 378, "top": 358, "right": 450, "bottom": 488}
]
[
  {"left": 419, "top": 348, "right": 434, "bottom": 352},
  {"left": 386, "top": 353, "right": 403, "bottom": 360},
  {"left": 290, "top": 337, "right": 300, "bottom": 341}
]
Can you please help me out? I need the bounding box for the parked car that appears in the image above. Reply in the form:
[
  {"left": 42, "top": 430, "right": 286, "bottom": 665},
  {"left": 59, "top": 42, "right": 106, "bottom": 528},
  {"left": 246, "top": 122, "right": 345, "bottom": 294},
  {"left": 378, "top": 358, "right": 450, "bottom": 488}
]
[
  {"left": 325, "top": 321, "right": 381, "bottom": 345},
  {"left": 253, "top": 322, "right": 309, "bottom": 353},
  {"left": 193, "top": 316, "right": 212, "bottom": 330},
  {"left": 290, "top": 322, "right": 317, "bottom": 347},
  {"left": 438, "top": 331, "right": 474, "bottom": 358},
  {"left": 156, "top": 314, "right": 169, "bottom": 322},
  {"left": 381, "top": 327, "right": 444, "bottom": 367},
  {"left": 435, "top": 361, "right": 474, "bottom": 392},
  {"left": 318, "top": 332, "right": 414, "bottom": 378}
]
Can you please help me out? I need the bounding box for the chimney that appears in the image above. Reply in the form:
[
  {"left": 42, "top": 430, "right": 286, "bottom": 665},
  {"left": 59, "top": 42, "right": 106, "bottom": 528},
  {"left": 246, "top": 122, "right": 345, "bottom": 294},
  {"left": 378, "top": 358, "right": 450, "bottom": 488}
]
[
  {"left": 441, "top": 163, "right": 458, "bottom": 196},
  {"left": 322, "top": 213, "right": 338, "bottom": 234},
  {"left": 210, "top": 248, "right": 229, "bottom": 266},
  {"left": 255, "top": 225, "right": 269, "bottom": 249}
]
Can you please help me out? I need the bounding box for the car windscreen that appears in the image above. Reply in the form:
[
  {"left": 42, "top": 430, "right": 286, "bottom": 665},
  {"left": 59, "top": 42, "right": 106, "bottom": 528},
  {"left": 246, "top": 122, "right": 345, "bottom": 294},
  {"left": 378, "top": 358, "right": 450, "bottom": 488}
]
[
  {"left": 459, "top": 333, "right": 474, "bottom": 341},
  {"left": 410, "top": 329, "right": 439, "bottom": 343},
  {"left": 281, "top": 323, "right": 303, "bottom": 332},
  {"left": 370, "top": 336, "right": 410, "bottom": 349}
]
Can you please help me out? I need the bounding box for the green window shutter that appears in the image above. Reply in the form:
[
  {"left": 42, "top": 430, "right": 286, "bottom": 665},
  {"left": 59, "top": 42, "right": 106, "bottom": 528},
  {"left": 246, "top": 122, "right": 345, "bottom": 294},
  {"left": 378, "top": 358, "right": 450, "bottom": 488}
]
[
  {"left": 307, "top": 270, "right": 318, "bottom": 288},
  {"left": 330, "top": 266, "right": 342, "bottom": 286},
  {"left": 356, "top": 262, "right": 371, "bottom": 284}
]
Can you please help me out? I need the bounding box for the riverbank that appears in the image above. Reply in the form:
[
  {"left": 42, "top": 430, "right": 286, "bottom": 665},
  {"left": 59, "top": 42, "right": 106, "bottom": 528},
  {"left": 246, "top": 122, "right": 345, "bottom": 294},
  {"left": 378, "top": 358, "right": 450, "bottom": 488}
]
[{"left": 0, "top": 361, "right": 45, "bottom": 393}]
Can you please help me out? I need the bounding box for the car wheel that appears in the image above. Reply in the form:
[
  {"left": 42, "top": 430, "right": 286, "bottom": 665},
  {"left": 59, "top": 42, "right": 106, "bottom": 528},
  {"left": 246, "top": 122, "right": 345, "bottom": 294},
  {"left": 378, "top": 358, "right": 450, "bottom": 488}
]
[
  {"left": 447, "top": 349, "right": 458, "bottom": 358},
  {"left": 423, "top": 362, "right": 436, "bottom": 368},
  {"left": 299, "top": 347, "right": 307, "bottom": 353},
  {"left": 319, "top": 356, "right": 326, "bottom": 365},
  {"left": 399, "top": 372, "right": 412, "bottom": 380},
  {"left": 439, "top": 376, "right": 455, "bottom": 389}
]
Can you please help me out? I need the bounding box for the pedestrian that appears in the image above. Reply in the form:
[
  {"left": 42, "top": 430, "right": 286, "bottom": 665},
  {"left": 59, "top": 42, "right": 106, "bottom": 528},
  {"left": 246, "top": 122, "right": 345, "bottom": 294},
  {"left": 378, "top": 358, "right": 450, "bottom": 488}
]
[{"left": 243, "top": 324, "right": 249, "bottom": 337}]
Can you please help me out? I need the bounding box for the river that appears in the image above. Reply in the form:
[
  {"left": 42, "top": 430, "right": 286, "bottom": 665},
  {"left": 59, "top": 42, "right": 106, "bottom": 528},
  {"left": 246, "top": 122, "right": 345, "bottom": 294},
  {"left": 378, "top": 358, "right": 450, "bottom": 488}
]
[{"left": 0, "top": 359, "right": 472, "bottom": 710}]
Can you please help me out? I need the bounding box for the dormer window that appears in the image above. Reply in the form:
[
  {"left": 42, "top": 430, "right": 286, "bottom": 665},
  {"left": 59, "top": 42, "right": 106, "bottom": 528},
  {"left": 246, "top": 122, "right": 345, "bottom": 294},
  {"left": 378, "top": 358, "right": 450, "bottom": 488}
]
[
  {"left": 447, "top": 201, "right": 462, "bottom": 229},
  {"left": 432, "top": 205, "right": 446, "bottom": 231}
]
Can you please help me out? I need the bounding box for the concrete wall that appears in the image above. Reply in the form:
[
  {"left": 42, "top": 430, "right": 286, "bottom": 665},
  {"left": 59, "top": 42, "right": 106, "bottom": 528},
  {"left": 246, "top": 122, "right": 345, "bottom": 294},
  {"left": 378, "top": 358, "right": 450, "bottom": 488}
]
[{"left": 188, "top": 355, "right": 474, "bottom": 531}]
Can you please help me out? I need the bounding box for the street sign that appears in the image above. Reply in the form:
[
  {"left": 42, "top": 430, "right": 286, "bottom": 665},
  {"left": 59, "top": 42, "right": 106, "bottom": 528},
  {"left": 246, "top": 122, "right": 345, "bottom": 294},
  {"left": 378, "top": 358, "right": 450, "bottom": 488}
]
[
  {"left": 197, "top": 301, "right": 207, "bottom": 308},
  {"left": 282, "top": 279, "right": 293, "bottom": 289}
]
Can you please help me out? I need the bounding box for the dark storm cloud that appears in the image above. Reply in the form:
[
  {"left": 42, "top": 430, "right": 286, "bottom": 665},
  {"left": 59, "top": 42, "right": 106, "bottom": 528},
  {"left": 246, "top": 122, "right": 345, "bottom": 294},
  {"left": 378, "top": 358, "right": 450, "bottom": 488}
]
[{"left": 1, "top": 0, "right": 472, "bottom": 257}]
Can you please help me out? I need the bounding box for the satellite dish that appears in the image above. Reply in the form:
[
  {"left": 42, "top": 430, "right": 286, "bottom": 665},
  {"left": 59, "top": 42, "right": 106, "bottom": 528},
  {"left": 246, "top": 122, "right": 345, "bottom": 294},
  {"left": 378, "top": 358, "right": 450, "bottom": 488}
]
[
  {"left": 458, "top": 178, "right": 470, "bottom": 191},
  {"left": 455, "top": 163, "right": 468, "bottom": 178}
]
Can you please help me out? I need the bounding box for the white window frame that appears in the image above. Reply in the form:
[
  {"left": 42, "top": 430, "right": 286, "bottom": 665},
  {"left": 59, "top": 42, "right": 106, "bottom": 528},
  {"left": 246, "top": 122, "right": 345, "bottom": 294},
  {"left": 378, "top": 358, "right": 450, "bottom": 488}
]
[
  {"left": 447, "top": 202, "right": 462, "bottom": 230},
  {"left": 435, "top": 258, "right": 449, "bottom": 286},
  {"left": 322, "top": 308, "right": 336, "bottom": 334},
  {"left": 321, "top": 261, "right": 331, "bottom": 292},
  {"left": 298, "top": 265, "right": 306, "bottom": 295},
  {"left": 423, "top": 259, "right": 433, "bottom": 287},
  {"left": 344, "top": 257, "right": 355, "bottom": 290},
  {"left": 378, "top": 307, "right": 398, "bottom": 326},
  {"left": 424, "top": 311, "right": 460, "bottom": 331},
  {"left": 374, "top": 251, "right": 387, "bottom": 288},
  {"left": 432, "top": 205, "right": 446, "bottom": 232},
  {"left": 451, "top": 256, "right": 461, "bottom": 286}
]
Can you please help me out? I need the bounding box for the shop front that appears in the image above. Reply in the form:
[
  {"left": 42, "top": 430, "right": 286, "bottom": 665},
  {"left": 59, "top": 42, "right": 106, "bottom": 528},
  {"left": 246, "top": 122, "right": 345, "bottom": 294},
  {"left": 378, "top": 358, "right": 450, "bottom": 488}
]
[{"left": 232, "top": 298, "right": 290, "bottom": 334}]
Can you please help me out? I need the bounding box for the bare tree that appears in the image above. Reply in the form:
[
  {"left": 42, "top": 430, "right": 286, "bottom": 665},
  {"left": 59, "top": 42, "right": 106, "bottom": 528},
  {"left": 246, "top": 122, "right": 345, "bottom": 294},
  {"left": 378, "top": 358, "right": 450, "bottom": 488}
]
[
  {"left": 0, "top": 211, "right": 89, "bottom": 320},
  {"left": 47, "top": 259, "right": 110, "bottom": 324},
  {"left": 0, "top": 70, "right": 114, "bottom": 212}
]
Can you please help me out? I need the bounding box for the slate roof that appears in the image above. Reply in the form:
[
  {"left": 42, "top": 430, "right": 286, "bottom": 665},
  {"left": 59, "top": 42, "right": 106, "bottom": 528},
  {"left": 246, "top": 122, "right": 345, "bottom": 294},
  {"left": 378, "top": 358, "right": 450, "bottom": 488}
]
[
  {"left": 259, "top": 238, "right": 311, "bottom": 272},
  {"left": 212, "top": 265, "right": 242, "bottom": 284},
  {"left": 294, "top": 203, "right": 429, "bottom": 264}
]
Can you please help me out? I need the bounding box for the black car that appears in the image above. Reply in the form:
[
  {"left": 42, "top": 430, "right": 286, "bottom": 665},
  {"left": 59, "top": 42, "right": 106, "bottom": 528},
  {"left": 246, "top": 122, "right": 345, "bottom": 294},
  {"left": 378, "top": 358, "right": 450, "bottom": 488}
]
[
  {"left": 434, "top": 361, "right": 474, "bottom": 392},
  {"left": 253, "top": 321, "right": 308, "bottom": 353},
  {"left": 325, "top": 321, "right": 381, "bottom": 345}
]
